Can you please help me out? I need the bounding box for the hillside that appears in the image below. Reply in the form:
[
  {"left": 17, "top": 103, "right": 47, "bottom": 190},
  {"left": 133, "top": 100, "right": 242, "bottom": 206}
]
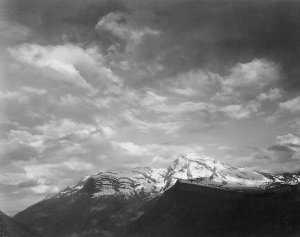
[{"left": 125, "top": 182, "right": 300, "bottom": 237}]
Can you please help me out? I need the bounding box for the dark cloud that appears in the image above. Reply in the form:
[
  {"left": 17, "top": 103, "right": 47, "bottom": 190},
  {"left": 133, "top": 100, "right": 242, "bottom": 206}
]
[
  {"left": 2, "top": 144, "right": 39, "bottom": 163},
  {"left": 3, "top": 0, "right": 125, "bottom": 44},
  {"left": 137, "top": 1, "right": 300, "bottom": 88},
  {"left": 286, "top": 143, "right": 300, "bottom": 148},
  {"left": 4, "top": 0, "right": 300, "bottom": 91},
  {"left": 267, "top": 144, "right": 295, "bottom": 153},
  {"left": 17, "top": 180, "right": 39, "bottom": 188}
]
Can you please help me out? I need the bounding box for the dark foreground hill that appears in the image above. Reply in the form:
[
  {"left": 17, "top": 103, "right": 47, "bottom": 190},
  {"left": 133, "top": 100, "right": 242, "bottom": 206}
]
[
  {"left": 125, "top": 182, "right": 300, "bottom": 237},
  {"left": 0, "top": 210, "right": 38, "bottom": 237},
  {"left": 14, "top": 190, "right": 155, "bottom": 237}
]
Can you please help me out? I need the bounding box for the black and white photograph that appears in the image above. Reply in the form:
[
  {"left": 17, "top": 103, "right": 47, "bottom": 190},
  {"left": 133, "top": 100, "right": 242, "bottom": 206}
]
[{"left": 0, "top": 0, "right": 300, "bottom": 236}]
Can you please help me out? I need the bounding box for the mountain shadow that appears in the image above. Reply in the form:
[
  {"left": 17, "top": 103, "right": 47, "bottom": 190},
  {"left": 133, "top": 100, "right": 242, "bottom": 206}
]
[
  {"left": 125, "top": 182, "right": 300, "bottom": 237},
  {"left": 0, "top": 210, "right": 38, "bottom": 237}
]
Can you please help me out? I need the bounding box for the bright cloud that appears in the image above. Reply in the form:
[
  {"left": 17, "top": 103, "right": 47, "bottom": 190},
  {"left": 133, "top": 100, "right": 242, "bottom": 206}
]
[
  {"left": 9, "top": 43, "right": 121, "bottom": 93},
  {"left": 279, "top": 96, "right": 300, "bottom": 113},
  {"left": 215, "top": 59, "right": 280, "bottom": 102}
]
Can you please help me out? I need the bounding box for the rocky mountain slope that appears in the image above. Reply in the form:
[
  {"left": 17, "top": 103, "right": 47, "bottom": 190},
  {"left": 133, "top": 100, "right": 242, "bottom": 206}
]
[{"left": 15, "top": 154, "right": 300, "bottom": 237}]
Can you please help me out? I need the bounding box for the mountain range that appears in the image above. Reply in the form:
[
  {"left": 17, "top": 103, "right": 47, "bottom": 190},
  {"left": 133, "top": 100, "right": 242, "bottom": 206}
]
[{"left": 10, "top": 154, "right": 300, "bottom": 237}]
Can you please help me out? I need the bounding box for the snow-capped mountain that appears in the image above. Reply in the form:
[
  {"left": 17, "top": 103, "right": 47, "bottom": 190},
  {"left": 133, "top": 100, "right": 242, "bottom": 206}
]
[
  {"left": 46, "top": 167, "right": 167, "bottom": 200},
  {"left": 15, "top": 153, "right": 300, "bottom": 237},
  {"left": 48, "top": 153, "right": 300, "bottom": 200}
]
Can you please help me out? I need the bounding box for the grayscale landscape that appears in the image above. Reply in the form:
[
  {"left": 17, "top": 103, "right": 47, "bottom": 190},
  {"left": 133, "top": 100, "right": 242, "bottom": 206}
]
[{"left": 0, "top": 0, "right": 300, "bottom": 236}]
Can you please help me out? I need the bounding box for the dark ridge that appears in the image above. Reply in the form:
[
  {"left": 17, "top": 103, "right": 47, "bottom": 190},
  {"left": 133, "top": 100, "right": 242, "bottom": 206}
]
[
  {"left": 14, "top": 189, "right": 157, "bottom": 237},
  {"left": 0, "top": 210, "right": 38, "bottom": 237},
  {"left": 125, "top": 182, "right": 300, "bottom": 237}
]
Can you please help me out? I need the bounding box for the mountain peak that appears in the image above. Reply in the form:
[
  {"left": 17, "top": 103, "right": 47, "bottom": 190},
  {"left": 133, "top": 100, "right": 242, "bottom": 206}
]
[{"left": 47, "top": 153, "right": 300, "bottom": 200}]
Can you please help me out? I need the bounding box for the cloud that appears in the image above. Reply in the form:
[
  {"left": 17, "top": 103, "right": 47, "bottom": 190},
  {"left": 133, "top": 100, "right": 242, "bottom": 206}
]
[
  {"left": 112, "top": 141, "right": 149, "bottom": 156},
  {"left": 217, "top": 146, "right": 234, "bottom": 152},
  {"left": 0, "top": 172, "right": 27, "bottom": 186},
  {"left": 239, "top": 134, "right": 300, "bottom": 172},
  {"left": 23, "top": 160, "right": 96, "bottom": 193},
  {"left": 110, "top": 141, "right": 205, "bottom": 167},
  {"left": 167, "top": 70, "right": 219, "bottom": 98},
  {"left": 4, "top": 0, "right": 300, "bottom": 91},
  {"left": 0, "top": 130, "right": 43, "bottom": 164},
  {"left": 100, "top": 126, "right": 116, "bottom": 138},
  {"left": 277, "top": 134, "right": 300, "bottom": 150},
  {"left": 8, "top": 130, "right": 44, "bottom": 148},
  {"left": 120, "top": 110, "right": 181, "bottom": 134},
  {"left": 279, "top": 96, "right": 300, "bottom": 113},
  {"left": 215, "top": 59, "right": 280, "bottom": 102},
  {"left": 3, "top": 0, "right": 125, "bottom": 44},
  {"left": 146, "top": 59, "right": 281, "bottom": 124},
  {"left": 96, "top": 11, "right": 159, "bottom": 46},
  {"left": 0, "top": 88, "right": 46, "bottom": 105},
  {"left": 257, "top": 88, "right": 282, "bottom": 102},
  {"left": 63, "top": 160, "right": 94, "bottom": 171},
  {"left": 30, "top": 184, "right": 59, "bottom": 194},
  {"left": 35, "top": 119, "right": 98, "bottom": 140},
  {"left": 221, "top": 104, "right": 252, "bottom": 119},
  {"left": 9, "top": 43, "right": 122, "bottom": 93},
  {"left": 10, "top": 44, "right": 90, "bottom": 89},
  {"left": 268, "top": 144, "right": 295, "bottom": 153},
  {"left": 266, "top": 95, "right": 300, "bottom": 126},
  {"left": 142, "top": 91, "right": 168, "bottom": 108}
]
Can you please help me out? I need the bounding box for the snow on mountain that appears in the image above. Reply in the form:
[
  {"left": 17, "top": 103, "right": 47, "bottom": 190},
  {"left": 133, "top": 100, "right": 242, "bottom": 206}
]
[
  {"left": 163, "top": 153, "right": 272, "bottom": 189},
  {"left": 47, "top": 153, "right": 300, "bottom": 200},
  {"left": 47, "top": 167, "right": 167, "bottom": 200}
]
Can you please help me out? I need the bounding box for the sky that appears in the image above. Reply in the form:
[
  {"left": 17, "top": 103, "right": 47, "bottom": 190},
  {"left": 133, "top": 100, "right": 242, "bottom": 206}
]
[{"left": 0, "top": 0, "right": 300, "bottom": 215}]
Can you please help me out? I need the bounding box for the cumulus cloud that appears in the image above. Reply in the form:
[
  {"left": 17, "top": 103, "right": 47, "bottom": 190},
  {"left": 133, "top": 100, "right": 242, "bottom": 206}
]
[
  {"left": 257, "top": 88, "right": 282, "bottom": 102},
  {"left": 215, "top": 59, "right": 280, "bottom": 102}
]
